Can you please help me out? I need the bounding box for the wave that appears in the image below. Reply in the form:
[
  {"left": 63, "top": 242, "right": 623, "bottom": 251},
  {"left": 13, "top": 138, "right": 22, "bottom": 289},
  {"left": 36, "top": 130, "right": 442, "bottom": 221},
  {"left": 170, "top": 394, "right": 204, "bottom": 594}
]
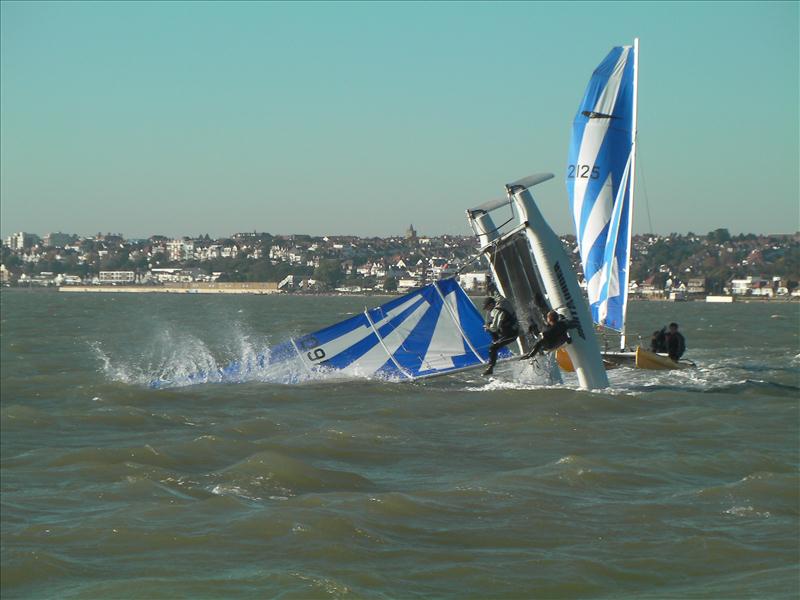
[{"left": 210, "top": 450, "right": 376, "bottom": 499}]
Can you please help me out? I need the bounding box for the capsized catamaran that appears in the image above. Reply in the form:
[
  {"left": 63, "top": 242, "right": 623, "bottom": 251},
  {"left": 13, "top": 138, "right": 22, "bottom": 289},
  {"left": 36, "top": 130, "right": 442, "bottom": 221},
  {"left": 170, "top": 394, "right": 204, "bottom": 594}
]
[
  {"left": 466, "top": 174, "right": 609, "bottom": 390},
  {"left": 150, "top": 278, "right": 512, "bottom": 388},
  {"left": 558, "top": 38, "right": 691, "bottom": 371}
]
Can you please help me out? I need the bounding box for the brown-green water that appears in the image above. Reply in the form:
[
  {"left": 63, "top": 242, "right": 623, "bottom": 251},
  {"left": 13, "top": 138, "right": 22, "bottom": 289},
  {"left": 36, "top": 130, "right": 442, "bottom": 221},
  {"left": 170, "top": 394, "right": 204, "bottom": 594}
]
[{"left": 2, "top": 290, "right": 798, "bottom": 598}]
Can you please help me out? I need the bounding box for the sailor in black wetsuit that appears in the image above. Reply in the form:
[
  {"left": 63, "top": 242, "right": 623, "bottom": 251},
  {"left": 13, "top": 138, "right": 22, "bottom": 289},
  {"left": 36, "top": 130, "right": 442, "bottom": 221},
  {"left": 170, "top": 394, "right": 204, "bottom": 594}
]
[
  {"left": 664, "top": 322, "right": 686, "bottom": 362},
  {"left": 521, "top": 310, "right": 577, "bottom": 359},
  {"left": 650, "top": 327, "right": 667, "bottom": 353},
  {"left": 482, "top": 296, "right": 519, "bottom": 376}
]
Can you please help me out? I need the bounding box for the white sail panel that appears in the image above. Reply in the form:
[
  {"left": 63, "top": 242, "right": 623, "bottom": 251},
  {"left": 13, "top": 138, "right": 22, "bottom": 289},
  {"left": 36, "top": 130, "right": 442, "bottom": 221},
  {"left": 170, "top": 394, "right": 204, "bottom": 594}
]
[{"left": 421, "top": 289, "right": 467, "bottom": 371}]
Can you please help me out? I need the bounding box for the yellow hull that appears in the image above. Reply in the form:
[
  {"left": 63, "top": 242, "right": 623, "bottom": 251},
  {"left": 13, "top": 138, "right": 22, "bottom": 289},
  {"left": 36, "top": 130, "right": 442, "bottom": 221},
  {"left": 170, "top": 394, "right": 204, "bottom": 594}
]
[
  {"left": 634, "top": 347, "right": 692, "bottom": 370},
  {"left": 556, "top": 347, "right": 691, "bottom": 372},
  {"left": 555, "top": 348, "right": 575, "bottom": 371},
  {"left": 555, "top": 348, "right": 621, "bottom": 372}
]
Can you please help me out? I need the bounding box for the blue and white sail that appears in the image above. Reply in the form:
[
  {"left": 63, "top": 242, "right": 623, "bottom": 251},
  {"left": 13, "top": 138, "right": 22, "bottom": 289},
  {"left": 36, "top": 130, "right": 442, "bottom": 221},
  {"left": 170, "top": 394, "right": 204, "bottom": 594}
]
[
  {"left": 151, "top": 278, "right": 508, "bottom": 387},
  {"left": 566, "top": 40, "right": 638, "bottom": 344}
]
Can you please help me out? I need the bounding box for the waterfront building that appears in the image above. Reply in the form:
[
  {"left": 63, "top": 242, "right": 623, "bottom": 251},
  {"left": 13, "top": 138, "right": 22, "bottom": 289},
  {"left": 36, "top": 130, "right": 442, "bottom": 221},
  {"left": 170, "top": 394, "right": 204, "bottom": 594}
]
[
  {"left": 5, "top": 232, "right": 40, "bottom": 250},
  {"left": 167, "top": 239, "right": 195, "bottom": 262},
  {"left": 98, "top": 271, "right": 135, "bottom": 284},
  {"left": 686, "top": 277, "right": 707, "bottom": 297},
  {"left": 398, "top": 278, "right": 420, "bottom": 291},
  {"left": 730, "top": 276, "right": 770, "bottom": 295},
  {"left": 458, "top": 272, "right": 489, "bottom": 292}
]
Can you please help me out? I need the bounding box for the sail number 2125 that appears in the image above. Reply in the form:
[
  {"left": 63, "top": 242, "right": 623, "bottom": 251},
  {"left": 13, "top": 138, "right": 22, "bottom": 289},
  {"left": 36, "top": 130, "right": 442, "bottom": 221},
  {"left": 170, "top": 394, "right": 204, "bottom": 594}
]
[{"left": 567, "top": 164, "right": 600, "bottom": 179}]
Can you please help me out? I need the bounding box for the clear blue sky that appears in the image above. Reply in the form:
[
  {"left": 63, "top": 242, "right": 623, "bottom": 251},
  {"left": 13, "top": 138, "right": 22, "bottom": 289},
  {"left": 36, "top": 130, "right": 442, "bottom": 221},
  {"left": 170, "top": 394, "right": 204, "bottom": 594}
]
[{"left": 1, "top": 1, "right": 798, "bottom": 239}]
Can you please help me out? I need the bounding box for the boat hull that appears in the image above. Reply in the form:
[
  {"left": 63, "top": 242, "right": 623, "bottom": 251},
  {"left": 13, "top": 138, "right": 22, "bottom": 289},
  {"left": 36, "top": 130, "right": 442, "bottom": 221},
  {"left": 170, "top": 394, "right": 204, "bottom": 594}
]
[
  {"left": 556, "top": 347, "right": 693, "bottom": 371},
  {"left": 634, "top": 347, "right": 692, "bottom": 370}
]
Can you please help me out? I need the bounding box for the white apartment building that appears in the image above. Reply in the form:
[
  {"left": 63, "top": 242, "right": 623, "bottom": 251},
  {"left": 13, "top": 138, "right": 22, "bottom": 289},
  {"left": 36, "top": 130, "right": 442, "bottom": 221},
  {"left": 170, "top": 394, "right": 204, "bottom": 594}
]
[
  {"left": 6, "top": 232, "right": 39, "bottom": 250},
  {"left": 98, "top": 271, "right": 135, "bottom": 284},
  {"left": 458, "top": 272, "right": 489, "bottom": 292},
  {"left": 166, "top": 240, "right": 195, "bottom": 262}
]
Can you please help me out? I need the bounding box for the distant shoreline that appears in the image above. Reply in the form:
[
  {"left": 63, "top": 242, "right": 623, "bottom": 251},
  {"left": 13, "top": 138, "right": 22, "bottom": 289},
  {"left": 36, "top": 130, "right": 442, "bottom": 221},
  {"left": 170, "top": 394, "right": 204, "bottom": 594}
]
[{"left": 1, "top": 285, "right": 796, "bottom": 302}]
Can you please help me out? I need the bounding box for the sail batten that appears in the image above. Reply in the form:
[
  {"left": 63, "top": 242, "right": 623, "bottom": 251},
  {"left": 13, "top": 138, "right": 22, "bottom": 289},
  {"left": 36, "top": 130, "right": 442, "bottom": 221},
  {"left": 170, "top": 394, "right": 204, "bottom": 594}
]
[{"left": 567, "top": 40, "right": 637, "bottom": 342}]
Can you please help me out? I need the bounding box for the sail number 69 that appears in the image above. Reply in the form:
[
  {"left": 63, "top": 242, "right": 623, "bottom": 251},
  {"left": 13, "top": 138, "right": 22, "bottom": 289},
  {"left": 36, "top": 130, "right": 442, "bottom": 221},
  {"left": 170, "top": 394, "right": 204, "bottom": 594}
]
[
  {"left": 567, "top": 164, "right": 600, "bottom": 179},
  {"left": 307, "top": 348, "right": 326, "bottom": 361}
]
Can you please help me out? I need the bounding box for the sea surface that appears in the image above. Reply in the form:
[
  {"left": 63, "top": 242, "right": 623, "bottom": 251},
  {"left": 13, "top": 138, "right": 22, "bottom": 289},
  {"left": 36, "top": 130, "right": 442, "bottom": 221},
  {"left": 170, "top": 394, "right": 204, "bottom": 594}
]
[{"left": 2, "top": 290, "right": 798, "bottom": 599}]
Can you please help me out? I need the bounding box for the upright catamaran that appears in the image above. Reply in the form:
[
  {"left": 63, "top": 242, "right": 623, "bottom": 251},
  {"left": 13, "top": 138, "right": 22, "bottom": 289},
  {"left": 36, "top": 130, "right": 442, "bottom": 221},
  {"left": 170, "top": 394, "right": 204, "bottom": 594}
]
[
  {"left": 566, "top": 38, "right": 639, "bottom": 352},
  {"left": 559, "top": 39, "right": 691, "bottom": 370}
]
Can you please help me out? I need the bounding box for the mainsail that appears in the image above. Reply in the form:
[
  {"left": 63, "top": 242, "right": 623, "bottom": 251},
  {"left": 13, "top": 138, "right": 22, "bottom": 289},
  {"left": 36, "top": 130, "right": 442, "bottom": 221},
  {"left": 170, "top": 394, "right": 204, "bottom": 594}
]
[
  {"left": 152, "top": 278, "right": 508, "bottom": 387},
  {"left": 567, "top": 39, "right": 638, "bottom": 346}
]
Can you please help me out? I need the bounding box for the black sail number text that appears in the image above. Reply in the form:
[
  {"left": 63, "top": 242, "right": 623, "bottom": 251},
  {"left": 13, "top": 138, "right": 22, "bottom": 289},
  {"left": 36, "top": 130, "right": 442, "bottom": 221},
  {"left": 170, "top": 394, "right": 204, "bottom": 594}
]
[
  {"left": 307, "top": 348, "right": 326, "bottom": 361},
  {"left": 567, "top": 164, "right": 600, "bottom": 179}
]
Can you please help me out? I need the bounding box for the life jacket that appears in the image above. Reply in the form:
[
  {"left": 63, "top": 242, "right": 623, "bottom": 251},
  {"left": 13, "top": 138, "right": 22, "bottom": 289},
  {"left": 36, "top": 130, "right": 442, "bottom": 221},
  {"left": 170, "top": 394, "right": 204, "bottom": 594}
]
[{"left": 487, "top": 299, "right": 519, "bottom": 337}]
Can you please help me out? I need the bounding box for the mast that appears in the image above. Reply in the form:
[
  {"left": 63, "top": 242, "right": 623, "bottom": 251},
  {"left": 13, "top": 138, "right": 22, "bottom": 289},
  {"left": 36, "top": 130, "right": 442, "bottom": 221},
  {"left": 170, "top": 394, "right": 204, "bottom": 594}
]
[{"left": 620, "top": 37, "right": 639, "bottom": 351}]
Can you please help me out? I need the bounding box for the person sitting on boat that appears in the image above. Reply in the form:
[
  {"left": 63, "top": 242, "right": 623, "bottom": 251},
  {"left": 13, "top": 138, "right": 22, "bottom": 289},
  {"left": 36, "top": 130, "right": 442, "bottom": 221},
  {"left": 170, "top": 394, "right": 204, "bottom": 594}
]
[
  {"left": 482, "top": 295, "right": 520, "bottom": 376},
  {"left": 665, "top": 322, "right": 686, "bottom": 362},
  {"left": 650, "top": 327, "right": 667, "bottom": 353},
  {"left": 521, "top": 310, "right": 577, "bottom": 359}
]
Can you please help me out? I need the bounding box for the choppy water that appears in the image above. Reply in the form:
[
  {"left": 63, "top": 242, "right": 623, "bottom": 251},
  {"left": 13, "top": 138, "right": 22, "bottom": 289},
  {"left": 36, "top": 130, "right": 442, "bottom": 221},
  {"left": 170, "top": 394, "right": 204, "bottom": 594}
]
[{"left": 2, "top": 290, "right": 798, "bottom": 599}]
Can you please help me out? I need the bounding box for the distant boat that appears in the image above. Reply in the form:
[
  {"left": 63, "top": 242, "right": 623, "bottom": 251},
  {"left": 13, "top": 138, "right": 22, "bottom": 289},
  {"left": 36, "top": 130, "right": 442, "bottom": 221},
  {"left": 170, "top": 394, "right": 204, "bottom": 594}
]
[{"left": 561, "top": 38, "right": 691, "bottom": 371}]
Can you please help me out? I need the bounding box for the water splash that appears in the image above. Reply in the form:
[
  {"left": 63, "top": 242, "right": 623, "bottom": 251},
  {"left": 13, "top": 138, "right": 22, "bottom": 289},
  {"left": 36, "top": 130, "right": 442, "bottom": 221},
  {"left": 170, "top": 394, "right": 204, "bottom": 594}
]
[{"left": 92, "top": 324, "right": 400, "bottom": 389}]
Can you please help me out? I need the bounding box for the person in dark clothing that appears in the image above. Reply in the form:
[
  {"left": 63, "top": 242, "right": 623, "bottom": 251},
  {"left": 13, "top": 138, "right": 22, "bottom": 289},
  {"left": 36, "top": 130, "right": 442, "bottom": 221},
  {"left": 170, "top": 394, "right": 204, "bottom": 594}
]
[
  {"left": 664, "top": 322, "right": 686, "bottom": 361},
  {"left": 482, "top": 296, "right": 519, "bottom": 376},
  {"left": 650, "top": 327, "right": 667, "bottom": 353},
  {"left": 521, "top": 310, "right": 577, "bottom": 359}
]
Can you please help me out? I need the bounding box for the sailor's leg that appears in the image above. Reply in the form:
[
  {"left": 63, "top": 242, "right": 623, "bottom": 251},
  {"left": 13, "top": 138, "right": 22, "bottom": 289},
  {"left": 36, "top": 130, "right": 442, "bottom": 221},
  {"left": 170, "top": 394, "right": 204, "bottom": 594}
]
[
  {"left": 521, "top": 339, "right": 544, "bottom": 360},
  {"left": 484, "top": 343, "right": 500, "bottom": 375}
]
